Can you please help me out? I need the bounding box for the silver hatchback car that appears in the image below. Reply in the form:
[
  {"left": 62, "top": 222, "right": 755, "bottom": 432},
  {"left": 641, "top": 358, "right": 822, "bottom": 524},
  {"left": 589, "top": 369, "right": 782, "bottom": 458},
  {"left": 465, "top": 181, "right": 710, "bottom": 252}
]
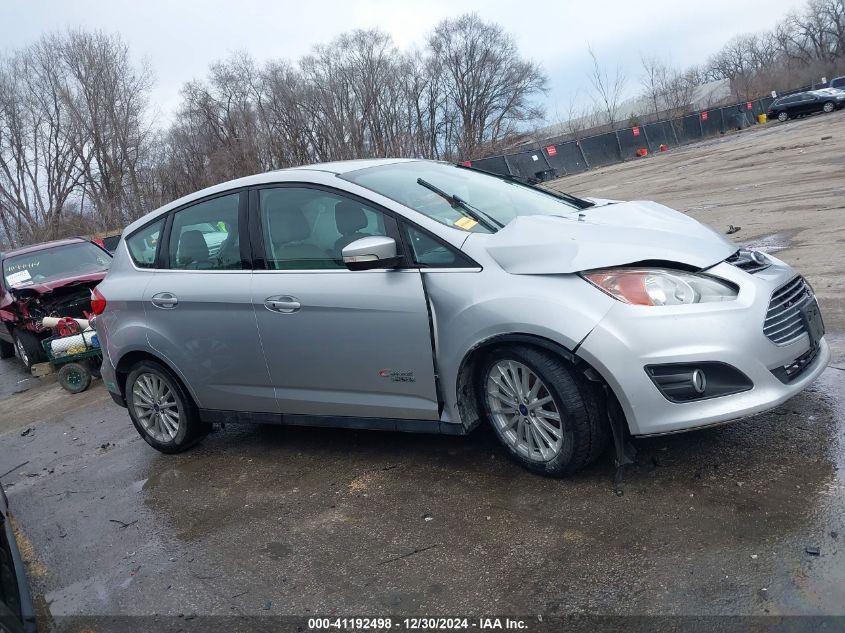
[{"left": 93, "top": 159, "right": 828, "bottom": 476}]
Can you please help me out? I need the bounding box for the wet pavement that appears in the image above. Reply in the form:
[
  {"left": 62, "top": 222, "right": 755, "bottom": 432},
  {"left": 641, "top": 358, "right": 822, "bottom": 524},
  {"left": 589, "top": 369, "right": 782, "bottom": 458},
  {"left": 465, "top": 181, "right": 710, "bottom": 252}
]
[
  {"left": 2, "top": 114, "right": 845, "bottom": 625},
  {"left": 1, "top": 340, "right": 844, "bottom": 621}
]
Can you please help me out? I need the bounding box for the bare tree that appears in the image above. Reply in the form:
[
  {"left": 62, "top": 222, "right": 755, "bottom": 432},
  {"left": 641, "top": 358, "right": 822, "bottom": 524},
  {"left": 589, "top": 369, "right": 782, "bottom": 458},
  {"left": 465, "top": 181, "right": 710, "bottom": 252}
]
[
  {"left": 0, "top": 35, "right": 86, "bottom": 244},
  {"left": 60, "top": 30, "right": 155, "bottom": 228},
  {"left": 587, "top": 43, "right": 627, "bottom": 128},
  {"left": 428, "top": 14, "right": 547, "bottom": 158}
]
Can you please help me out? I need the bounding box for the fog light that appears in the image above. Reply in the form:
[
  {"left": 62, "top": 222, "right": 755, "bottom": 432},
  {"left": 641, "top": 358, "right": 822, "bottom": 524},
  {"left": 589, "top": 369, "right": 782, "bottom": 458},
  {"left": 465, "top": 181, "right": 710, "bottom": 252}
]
[
  {"left": 691, "top": 369, "right": 707, "bottom": 394},
  {"left": 645, "top": 362, "right": 752, "bottom": 402}
]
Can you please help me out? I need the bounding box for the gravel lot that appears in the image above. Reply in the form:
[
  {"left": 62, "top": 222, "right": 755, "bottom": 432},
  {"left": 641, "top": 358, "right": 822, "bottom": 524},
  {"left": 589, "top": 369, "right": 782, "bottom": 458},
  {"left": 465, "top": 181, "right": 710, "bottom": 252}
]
[{"left": 1, "top": 112, "right": 844, "bottom": 629}]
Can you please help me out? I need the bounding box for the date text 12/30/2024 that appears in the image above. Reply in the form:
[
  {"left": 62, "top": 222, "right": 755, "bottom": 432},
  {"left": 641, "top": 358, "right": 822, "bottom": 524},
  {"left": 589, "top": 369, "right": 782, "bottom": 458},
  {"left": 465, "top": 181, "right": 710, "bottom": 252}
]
[{"left": 308, "top": 617, "right": 529, "bottom": 630}]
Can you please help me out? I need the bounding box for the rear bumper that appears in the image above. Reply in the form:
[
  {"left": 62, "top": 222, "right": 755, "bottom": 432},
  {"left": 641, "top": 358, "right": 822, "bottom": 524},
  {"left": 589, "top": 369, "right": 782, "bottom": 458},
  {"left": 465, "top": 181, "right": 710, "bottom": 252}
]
[{"left": 577, "top": 260, "right": 829, "bottom": 435}]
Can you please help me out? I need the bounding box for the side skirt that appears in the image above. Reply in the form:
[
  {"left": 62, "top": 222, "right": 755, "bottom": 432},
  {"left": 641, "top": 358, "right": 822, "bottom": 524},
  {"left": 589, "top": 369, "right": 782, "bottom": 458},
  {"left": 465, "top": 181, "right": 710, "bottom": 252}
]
[{"left": 198, "top": 409, "right": 466, "bottom": 436}]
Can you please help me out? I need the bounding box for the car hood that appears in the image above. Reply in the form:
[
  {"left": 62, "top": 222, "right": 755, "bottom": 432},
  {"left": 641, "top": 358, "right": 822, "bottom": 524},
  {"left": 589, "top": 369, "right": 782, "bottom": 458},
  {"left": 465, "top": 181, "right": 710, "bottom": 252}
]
[
  {"left": 8, "top": 271, "right": 107, "bottom": 296},
  {"left": 479, "top": 200, "right": 736, "bottom": 274}
]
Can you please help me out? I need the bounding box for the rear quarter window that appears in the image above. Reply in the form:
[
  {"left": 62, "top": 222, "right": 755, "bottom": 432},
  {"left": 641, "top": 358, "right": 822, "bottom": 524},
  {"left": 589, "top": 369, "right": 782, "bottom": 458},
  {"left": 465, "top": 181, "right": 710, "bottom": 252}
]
[{"left": 126, "top": 219, "right": 164, "bottom": 268}]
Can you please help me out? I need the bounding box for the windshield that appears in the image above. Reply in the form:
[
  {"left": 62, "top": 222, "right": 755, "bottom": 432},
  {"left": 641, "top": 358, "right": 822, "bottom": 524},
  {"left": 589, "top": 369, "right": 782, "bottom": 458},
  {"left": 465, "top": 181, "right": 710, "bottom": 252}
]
[
  {"left": 341, "top": 162, "right": 586, "bottom": 233},
  {"left": 3, "top": 242, "right": 111, "bottom": 288}
]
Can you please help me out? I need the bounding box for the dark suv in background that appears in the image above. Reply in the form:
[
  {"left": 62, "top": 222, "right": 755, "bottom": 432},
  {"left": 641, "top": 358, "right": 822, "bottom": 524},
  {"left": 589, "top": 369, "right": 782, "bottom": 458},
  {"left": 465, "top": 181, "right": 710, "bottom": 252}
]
[{"left": 1, "top": 237, "right": 111, "bottom": 370}]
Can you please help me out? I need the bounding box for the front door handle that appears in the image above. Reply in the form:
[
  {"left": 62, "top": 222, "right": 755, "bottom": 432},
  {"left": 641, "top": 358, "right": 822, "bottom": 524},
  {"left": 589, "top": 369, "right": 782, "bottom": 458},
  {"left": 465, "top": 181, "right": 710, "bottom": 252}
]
[
  {"left": 151, "top": 292, "right": 178, "bottom": 309},
  {"left": 264, "top": 295, "right": 301, "bottom": 313}
]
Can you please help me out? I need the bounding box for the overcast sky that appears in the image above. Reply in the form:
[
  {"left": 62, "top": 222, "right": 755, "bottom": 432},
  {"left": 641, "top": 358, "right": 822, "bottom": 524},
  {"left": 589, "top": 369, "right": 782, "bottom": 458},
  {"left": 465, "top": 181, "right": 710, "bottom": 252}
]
[{"left": 3, "top": 0, "right": 807, "bottom": 122}]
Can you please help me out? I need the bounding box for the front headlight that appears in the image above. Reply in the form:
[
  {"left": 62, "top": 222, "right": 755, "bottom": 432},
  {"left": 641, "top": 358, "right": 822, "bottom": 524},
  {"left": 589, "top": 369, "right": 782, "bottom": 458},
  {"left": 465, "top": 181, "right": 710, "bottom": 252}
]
[{"left": 581, "top": 268, "right": 738, "bottom": 306}]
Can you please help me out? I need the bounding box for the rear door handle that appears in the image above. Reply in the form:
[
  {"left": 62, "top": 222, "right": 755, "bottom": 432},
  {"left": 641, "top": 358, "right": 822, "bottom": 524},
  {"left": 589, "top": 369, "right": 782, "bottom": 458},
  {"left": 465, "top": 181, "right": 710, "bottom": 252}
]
[
  {"left": 151, "top": 292, "right": 179, "bottom": 309},
  {"left": 264, "top": 295, "right": 301, "bottom": 313}
]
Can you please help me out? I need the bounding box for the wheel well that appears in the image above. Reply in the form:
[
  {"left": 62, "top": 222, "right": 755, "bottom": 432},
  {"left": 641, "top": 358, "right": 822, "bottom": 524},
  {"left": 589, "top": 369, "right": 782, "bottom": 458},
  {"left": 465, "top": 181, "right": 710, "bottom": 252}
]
[
  {"left": 114, "top": 350, "right": 186, "bottom": 399},
  {"left": 456, "top": 333, "right": 615, "bottom": 432}
]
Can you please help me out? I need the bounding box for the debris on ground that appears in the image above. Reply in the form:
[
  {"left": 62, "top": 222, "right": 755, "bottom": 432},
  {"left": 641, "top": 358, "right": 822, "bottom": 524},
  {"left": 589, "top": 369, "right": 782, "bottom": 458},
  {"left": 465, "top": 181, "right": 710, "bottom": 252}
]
[
  {"left": 20, "top": 428, "right": 33, "bottom": 437},
  {"left": 821, "top": 135, "right": 832, "bottom": 140},
  {"left": 805, "top": 546, "right": 821, "bottom": 556},
  {"left": 726, "top": 225, "right": 742, "bottom": 234}
]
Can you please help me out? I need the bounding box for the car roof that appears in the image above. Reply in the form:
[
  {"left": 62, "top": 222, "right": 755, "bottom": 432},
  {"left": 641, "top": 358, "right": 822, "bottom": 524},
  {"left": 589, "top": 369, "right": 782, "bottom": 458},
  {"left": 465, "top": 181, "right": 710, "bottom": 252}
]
[
  {"left": 1, "top": 237, "right": 88, "bottom": 260},
  {"left": 123, "top": 158, "right": 430, "bottom": 235}
]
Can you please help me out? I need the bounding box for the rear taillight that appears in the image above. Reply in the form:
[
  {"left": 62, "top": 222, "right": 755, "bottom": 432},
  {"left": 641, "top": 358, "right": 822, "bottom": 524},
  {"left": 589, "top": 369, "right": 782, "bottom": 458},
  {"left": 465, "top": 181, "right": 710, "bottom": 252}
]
[
  {"left": 93, "top": 238, "right": 106, "bottom": 249},
  {"left": 90, "top": 287, "right": 107, "bottom": 315}
]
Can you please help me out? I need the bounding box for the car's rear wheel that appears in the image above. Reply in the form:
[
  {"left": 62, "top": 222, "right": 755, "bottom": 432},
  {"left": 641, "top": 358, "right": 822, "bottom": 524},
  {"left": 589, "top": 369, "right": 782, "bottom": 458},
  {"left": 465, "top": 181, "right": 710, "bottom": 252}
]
[
  {"left": 13, "top": 330, "right": 45, "bottom": 371},
  {"left": 777, "top": 111, "right": 789, "bottom": 122},
  {"left": 125, "top": 360, "right": 210, "bottom": 453},
  {"left": 823, "top": 101, "right": 835, "bottom": 113},
  {"left": 478, "top": 346, "right": 609, "bottom": 476}
]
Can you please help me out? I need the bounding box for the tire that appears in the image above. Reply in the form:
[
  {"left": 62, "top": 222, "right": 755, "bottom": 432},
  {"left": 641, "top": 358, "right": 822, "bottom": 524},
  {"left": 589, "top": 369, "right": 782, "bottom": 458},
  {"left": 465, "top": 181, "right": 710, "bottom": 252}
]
[
  {"left": 57, "top": 362, "right": 92, "bottom": 393},
  {"left": 777, "top": 111, "right": 788, "bottom": 122},
  {"left": 478, "top": 346, "right": 610, "bottom": 477},
  {"left": 823, "top": 101, "right": 835, "bottom": 113},
  {"left": 0, "top": 338, "right": 14, "bottom": 359},
  {"left": 125, "top": 360, "right": 210, "bottom": 454},
  {"left": 13, "top": 330, "right": 45, "bottom": 371}
]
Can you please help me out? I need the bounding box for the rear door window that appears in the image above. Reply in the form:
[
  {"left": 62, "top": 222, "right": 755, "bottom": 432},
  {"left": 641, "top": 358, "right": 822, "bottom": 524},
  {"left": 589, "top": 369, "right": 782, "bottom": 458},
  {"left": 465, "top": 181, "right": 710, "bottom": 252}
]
[{"left": 167, "top": 193, "right": 242, "bottom": 270}]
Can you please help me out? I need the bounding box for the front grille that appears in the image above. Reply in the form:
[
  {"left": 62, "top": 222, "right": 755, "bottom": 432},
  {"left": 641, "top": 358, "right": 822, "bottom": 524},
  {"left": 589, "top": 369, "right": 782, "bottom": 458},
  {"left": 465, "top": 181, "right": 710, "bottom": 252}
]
[
  {"left": 764, "top": 276, "right": 812, "bottom": 345},
  {"left": 726, "top": 249, "right": 771, "bottom": 274}
]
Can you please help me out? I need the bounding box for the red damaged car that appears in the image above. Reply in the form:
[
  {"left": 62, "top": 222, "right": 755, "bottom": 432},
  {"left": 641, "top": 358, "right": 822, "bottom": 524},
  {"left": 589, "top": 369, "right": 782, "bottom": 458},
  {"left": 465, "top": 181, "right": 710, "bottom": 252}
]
[{"left": 0, "top": 237, "right": 111, "bottom": 370}]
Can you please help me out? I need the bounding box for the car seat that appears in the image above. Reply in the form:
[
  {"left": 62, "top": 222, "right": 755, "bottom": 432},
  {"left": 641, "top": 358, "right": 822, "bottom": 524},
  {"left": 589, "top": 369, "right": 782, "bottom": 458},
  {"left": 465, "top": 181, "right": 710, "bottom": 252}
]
[
  {"left": 269, "top": 204, "right": 332, "bottom": 269},
  {"left": 333, "top": 201, "right": 369, "bottom": 254},
  {"left": 178, "top": 230, "right": 211, "bottom": 269}
]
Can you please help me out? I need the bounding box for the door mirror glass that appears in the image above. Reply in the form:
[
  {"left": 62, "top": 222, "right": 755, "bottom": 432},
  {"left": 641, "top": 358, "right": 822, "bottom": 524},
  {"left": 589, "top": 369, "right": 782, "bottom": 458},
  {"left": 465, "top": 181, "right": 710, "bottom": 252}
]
[{"left": 342, "top": 236, "right": 400, "bottom": 271}]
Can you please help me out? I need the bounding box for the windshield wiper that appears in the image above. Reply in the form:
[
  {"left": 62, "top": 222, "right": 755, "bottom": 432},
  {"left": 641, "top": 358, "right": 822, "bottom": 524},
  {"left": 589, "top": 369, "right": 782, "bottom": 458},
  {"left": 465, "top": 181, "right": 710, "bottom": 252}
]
[
  {"left": 416, "top": 178, "right": 504, "bottom": 232},
  {"left": 455, "top": 164, "right": 594, "bottom": 210}
]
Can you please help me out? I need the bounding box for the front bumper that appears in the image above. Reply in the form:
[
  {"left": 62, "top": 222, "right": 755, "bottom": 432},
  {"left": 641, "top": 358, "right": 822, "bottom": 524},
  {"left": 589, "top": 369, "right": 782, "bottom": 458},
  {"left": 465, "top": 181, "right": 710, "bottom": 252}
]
[{"left": 576, "top": 259, "right": 829, "bottom": 435}]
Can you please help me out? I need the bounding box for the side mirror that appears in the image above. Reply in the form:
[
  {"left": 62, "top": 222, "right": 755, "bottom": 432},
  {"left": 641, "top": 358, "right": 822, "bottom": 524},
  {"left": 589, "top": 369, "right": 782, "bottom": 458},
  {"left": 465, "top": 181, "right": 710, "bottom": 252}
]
[{"left": 342, "top": 236, "right": 401, "bottom": 271}]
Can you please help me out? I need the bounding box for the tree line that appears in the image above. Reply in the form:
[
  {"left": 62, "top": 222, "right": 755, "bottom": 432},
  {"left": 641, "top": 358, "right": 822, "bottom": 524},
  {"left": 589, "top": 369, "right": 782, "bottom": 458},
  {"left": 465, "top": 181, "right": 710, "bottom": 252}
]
[
  {"left": 1, "top": 1, "right": 844, "bottom": 247},
  {"left": 0, "top": 14, "right": 545, "bottom": 246},
  {"left": 559, "top": 0, "right": 845, "bottom": 136}
]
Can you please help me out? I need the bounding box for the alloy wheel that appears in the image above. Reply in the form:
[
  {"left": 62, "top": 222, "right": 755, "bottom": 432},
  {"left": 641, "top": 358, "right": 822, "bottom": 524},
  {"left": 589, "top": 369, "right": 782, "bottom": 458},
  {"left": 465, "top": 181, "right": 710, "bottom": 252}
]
[
  {"left": 485, "top": 360, "right": 565, "bottom": 462},
  {"left": 132, "top": 372, "right": 181, "bottom": 442},
  {"left": 15, "top": 338, "right": 28, "bottom": 367},
  {"left": 778, "top": 112, "right": 788, "bottom": 122},
  {"left": 823, "top": 102, "right": 834, "bottom": 113}
]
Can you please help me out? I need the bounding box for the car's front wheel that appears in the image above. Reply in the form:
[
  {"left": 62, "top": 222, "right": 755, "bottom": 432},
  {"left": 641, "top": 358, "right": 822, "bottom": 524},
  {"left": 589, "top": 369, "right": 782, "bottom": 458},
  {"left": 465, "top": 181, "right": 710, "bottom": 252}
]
[
  {"left": 478, "top": 346, "right": 609, "bottom": 476},
  {"left": 126, "top": 360, "right": 210, "bottom": 453},
  {"left": 13, "top": 330, "right": 45, "bottom": 371},
  {"left": 777, "top": 111, "right": 789, "bottom": 122}
]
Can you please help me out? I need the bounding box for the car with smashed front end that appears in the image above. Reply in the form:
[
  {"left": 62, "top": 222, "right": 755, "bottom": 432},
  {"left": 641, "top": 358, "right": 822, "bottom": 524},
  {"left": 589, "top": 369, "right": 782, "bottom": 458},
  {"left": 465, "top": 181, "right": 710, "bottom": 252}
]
[
  {"left": 1, "top": 238, "right": 111, "bottom": 370},
  {"left": 92, "top": 159, "right": 828, "bottom": 476}
]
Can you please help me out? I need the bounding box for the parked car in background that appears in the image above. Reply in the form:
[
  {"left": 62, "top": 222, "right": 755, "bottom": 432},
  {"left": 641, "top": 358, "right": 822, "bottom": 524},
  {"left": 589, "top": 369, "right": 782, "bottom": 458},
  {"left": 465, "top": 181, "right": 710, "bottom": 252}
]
[
  {"left": 830, "top": 76, "right": 845, "bottom": 90},
  {"left": 767, "top": 90, "right": 843, "bottom": 122},
  {"left": 1, "top": 238, "right": 111, "bottom": 370},
  {"left": 1, "top": 483, "right": 37, "bottom": 633},
  {"left": 94, "top": 159, "right": 828, "bottom": 477}
]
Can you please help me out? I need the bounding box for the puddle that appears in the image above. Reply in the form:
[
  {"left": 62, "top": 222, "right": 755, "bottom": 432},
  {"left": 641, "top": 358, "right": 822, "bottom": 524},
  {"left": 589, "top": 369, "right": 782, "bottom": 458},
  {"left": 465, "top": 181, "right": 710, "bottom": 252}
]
[
  {"left": 741, "top": 230, "right": 801, "bottom": 254},
  {"left": 131, "top": 478, "right": 148, "bottom": 493}
]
